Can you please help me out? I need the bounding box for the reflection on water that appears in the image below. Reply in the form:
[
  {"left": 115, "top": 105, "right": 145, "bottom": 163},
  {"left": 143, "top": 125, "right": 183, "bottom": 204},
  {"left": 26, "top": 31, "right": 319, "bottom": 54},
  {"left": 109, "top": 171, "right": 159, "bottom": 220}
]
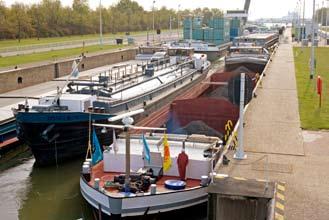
[
  {"left": 0, "top": 153, "right": 92, "bottom": 220},
  {"left": 0, "top": 157, "right": 33, "bottom": 220}
]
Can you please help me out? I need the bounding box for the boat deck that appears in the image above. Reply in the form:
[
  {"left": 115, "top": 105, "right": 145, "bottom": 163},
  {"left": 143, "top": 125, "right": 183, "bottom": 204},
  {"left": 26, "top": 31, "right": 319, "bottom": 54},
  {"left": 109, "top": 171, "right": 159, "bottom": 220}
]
[{"left": 89, "top": 161, "right": 201, "bottom": 197}]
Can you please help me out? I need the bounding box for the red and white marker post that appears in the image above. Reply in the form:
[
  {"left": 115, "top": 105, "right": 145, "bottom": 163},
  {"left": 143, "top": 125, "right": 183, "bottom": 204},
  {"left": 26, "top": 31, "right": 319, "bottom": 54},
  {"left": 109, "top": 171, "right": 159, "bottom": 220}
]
[{"left": 317, "top": 76, "right": 323, "bottom": 108}]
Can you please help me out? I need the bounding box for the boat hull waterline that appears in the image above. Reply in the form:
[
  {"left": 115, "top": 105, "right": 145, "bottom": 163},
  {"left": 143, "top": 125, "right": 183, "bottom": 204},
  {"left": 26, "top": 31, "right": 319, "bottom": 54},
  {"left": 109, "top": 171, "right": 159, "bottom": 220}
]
[{"left": 80, "top": 177, "right": 208, "bottom": 217}]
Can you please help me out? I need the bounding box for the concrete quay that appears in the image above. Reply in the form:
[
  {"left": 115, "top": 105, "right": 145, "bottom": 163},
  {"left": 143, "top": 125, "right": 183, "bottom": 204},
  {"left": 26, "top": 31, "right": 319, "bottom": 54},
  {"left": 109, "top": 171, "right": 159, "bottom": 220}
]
[{"left": 217, "top": 30, "right": 329, "bottom": 219}]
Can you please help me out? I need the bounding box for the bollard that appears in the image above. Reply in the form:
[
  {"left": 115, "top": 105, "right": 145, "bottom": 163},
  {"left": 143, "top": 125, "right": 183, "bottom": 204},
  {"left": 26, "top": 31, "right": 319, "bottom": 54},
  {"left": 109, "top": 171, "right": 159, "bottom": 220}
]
[
  {"left": 201, "top": 176, "right": 209, "bottom": 186},
  {"left": 150, "top": 184, "right": 157, "bottom": 194},
  {"left": 94, "top": 178, "right": 100, "bottom": 190},
  {"left": 82, "top": 165, "right": 91, "bottom": 182}
]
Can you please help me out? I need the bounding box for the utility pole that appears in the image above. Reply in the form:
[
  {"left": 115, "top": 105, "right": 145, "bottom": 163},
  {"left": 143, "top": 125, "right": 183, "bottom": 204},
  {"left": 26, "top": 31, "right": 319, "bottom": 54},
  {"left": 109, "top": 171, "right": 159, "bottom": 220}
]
[
  {"left": 99, "top": 0, "right": 103, "bottom": 47},
  {"left": 310, "top": 0, "right": 316, "bottom": 79}
]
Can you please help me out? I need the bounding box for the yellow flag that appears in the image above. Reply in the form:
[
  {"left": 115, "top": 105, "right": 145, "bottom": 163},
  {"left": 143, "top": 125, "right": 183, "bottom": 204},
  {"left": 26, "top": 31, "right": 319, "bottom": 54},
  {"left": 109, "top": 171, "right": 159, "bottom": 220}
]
[{"left": 163, "top": 133, "right": 172, "bottom": 172}]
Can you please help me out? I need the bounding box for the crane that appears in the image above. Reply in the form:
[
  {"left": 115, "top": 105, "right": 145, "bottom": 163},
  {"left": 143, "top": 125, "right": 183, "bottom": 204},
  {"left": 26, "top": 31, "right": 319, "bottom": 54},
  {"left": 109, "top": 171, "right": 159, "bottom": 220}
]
[
  {"left": 225, "top": 0, "right": 251, "bottom": 25},
  {"left": 243, "top": 0, "right": 251, "bottom": 24}
]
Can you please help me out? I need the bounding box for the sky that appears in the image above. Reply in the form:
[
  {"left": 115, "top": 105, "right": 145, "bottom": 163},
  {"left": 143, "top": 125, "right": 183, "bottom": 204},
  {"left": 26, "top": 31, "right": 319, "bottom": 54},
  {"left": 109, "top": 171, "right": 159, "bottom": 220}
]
[{"left": 2, "top": 0, "right": 320, "bottom": 20}]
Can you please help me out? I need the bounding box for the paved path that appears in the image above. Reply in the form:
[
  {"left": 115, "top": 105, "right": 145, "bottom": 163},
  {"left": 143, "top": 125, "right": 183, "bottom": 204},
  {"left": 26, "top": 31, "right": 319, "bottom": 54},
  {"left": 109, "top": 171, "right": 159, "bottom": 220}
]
[
  {"left": 0, "top": 32, "right": 179, "bottom": 57},
  {"left": 219, "top": 29, "right": 329, "bottom": 219},
  {"left": 243, "top": 39, "right": 304, "bottom": 156},
  {"left": 0, "top": 32, "right": 179, "bottom": 72}
]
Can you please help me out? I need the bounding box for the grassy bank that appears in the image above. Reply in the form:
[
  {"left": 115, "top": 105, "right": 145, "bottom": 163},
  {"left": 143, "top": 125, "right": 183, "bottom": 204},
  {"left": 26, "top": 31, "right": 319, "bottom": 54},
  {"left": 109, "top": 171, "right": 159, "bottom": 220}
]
[
  {"left": 293, "top": 47, "right": 329, "bottom": 129},
  {"left": 0, "top": 44, "right": 127, "bottom": 68},
  {"left": 0, "top": 29, "right": 178, "bottom": 50}
]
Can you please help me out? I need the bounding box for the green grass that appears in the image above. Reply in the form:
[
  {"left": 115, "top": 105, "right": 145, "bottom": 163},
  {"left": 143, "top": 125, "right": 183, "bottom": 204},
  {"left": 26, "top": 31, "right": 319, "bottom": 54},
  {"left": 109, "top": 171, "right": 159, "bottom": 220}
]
[
  {"left": 0, "top": 44, "right": 127, "bottom": 68},
  {"left": 0, "top": 29, "right": 178, "bottom": 49},
  {"left": 293, "top": 47, "right": 329, "bottom": 130}
]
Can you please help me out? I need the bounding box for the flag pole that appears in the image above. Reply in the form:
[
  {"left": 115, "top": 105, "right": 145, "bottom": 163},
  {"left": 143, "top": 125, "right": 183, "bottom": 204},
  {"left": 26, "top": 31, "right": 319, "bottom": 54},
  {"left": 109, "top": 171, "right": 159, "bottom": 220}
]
[
  {"left": 52, "top": 56, "right": 83, "bottom": 106},
  {"left": 124, "top": 126, "right": 131, "bottom": 193},
  {"left": 86, "top": 111, "right": 92, "bottom": 160}
]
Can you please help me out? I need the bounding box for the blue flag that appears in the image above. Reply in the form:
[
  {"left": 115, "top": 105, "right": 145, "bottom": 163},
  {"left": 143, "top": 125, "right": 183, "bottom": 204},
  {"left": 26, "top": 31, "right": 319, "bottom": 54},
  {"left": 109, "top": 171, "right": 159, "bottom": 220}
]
[
  {"left": 92, "top": 128, "right": 103, "bottom": 165},
  {"left": 142, "top": 134, "right": 151, "bottom": 164}
]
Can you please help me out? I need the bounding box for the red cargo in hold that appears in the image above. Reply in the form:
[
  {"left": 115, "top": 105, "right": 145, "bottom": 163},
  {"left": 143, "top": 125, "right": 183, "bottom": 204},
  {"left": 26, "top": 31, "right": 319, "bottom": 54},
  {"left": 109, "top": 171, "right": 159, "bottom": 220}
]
[{"left": 168, "top": 97, "right": 239, "bottom": 135}]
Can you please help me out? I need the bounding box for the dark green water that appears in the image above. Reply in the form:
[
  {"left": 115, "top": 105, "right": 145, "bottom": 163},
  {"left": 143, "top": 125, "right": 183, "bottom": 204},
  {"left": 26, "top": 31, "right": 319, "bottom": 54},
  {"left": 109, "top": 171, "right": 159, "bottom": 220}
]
[
  {"left": 0, "top": 148, "right": 207, "bottom": 220},
  {"left": 0, "top": 150, "right": 93, "bottom": 220}
]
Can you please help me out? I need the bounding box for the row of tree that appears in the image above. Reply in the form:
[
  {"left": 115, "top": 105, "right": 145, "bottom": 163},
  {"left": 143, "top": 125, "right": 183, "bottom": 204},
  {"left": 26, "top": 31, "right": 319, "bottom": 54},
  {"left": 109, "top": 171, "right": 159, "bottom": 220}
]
[{"left": 0, "top": 0, "right": 223, "bottom": 41}]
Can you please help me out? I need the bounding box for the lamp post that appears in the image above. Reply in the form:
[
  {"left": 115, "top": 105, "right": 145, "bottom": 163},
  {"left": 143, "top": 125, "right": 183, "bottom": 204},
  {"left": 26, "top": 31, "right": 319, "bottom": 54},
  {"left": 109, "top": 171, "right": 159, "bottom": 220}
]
[
  {"left": 177, "top": 4, "right": 181, "bottom": 39},
  {"left": 327, "top": 0, "right": 329, "bottom": 39},
  {"left": 297, "top": 0, "right": 301, "bottom": 42},
  {"left": 169, "top": 15, "right": 172, "bottom": 40},
  {"left": 322, "top": 1, "right": 325, "bottom": 26},
  {"left": 190, "top": 15, "right": 193, "bottom": 45},
  {"left": 152, "top": 0, "right": 156, "bottom": 44},
  {"left": 99, "top": 0, "right": 103, "bottom": 47},
  {"left": 302, "top": 0, "right": 305, "bottom": 39},
  {"left": 310, "top": 0, "right": 316, "bottom": 79}
]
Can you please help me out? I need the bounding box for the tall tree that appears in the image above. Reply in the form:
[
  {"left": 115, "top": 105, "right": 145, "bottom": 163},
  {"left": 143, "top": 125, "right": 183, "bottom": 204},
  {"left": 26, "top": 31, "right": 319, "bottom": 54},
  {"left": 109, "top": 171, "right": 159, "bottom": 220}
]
[
  {"left": 29, "top": 4, "right": 46, "bottom": 40},
  {"left": 10, "top": 3, "right": 33, "bottom": 41},
  {"left": 0, "top": 1, "right": 15, "bottom": 39},
  {"left": 72, "top": 0, "right": 89, "bottom": 35},
  {"left": 0, "top": 0, "right": 224, "bottom": 40}
]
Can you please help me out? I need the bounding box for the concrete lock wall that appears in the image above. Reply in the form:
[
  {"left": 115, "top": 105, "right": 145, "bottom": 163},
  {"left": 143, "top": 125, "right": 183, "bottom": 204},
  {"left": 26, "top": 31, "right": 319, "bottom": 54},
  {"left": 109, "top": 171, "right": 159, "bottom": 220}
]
[
  {"left": 208, "top": 195, "right": 270, "bottom": 220},
  {"left": 0, "top": 48, "right": 138, "bottom": 94}
]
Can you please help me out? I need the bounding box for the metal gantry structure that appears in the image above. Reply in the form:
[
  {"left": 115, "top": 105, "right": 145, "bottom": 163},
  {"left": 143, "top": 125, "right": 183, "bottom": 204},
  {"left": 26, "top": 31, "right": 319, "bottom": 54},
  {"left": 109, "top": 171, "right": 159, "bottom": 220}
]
[{"left": 243, "top": 0, "right": 251, "bottom": 24}]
